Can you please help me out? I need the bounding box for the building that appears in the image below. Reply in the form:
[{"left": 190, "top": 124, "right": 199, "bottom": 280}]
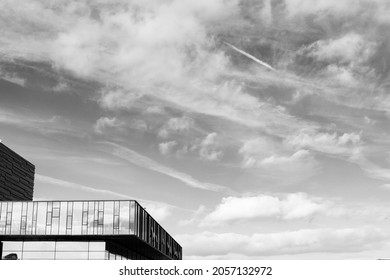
[
  {"left": 0, "top": 142, "right": 35, "bottom": 201},
  {"left": 0, "top": 142, "right": 182, "bottom": 260}
]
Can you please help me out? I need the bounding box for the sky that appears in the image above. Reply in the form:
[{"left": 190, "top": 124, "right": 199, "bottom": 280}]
[{"left": 1, "top": 0, "right": 390, "bottom": 259}]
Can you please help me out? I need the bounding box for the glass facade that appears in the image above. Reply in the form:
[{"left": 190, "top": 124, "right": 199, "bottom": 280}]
[
  {"left": 0, "top": 200, "right": 182, "bottom": 260},
  {"left": 1, "top": 241, "right": 106, "bottom": 260}
]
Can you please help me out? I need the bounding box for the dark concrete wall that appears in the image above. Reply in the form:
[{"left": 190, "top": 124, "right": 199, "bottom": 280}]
[{"left": 0, "top": 143, "right": 34, "bottom": 201}]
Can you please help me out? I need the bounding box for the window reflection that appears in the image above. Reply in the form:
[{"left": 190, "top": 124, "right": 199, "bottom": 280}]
[
  {"left": 56, "top": 242, "right": 89, "bottom": 252},
  {"left": 55, "top": 251, "right": 88, "bottom": 260},
  {"left": 22, "top": 251, "right": 55, "bottom": 260},
  {"left": 103, "top": 201, "right": 113, "bottom": 235},
  {"left": 11, "top": 203, "right": 21, "bottom": 235},
  {"left": 23, "top": 241, "right": 55, "bottom": 251},
  {"left": 72, "top": 202, "right": 82, "bottom": 235},
  {"left": 0, "top": 200, "right": 182, "bottom": 260},
  {"left": 36, "top": 202, "right": 47, "bottom": 235}
]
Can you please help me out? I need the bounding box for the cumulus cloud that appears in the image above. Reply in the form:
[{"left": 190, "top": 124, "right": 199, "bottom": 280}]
[
  {"left": 306, "top": 33, "right": 376, "bottom": 64},
  {"left": 203, "top": 193, "right": 327, "bottom": 225},
  {"left": 285, "top": 130, "right": 361, "bottom": 156},
  {"left": 97, "top": 87, "right": 143, "bottom": 111},
  {"left": 141, "top": 201, "right": 172, "bottom": 221},
  {"left": 198, "top": 132, "right": 224, "bottom": 161},
  {"left": 94, "top": 117, "right": 124, "bottom": 134},
  {"left": 177, "top": 227, "right": 387, "bottom": 258},
  {"left": 158, "top": 116, "right": 194, "bottom": 138},
  {"left": 158, "top": 140, "right": 177, "bottom": 155},
  {"left": 238, "top": 137, "right": 318, "bottom": 180}
]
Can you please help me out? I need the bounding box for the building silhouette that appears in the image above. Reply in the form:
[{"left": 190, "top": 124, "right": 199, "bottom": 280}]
[{"left": 0, "top": 142, "right": 182, "bottom": 260}]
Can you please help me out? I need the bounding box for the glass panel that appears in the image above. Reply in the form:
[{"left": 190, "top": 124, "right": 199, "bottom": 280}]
[
  {"left": 46, "top": 212, "right": 52, "bottom": 225},
  {"left": 114, "top": 201, "right": 120, "bottom": 215},
  {"left": 72, "top": 202, "right": 82, "bottom": 235},
  {"left": 55, "top": 251, "right": 89, "bottom": 260},
  {"left": 82, "top": 211, "right": 88, "bottom": 225},
  {"left": 52, "top": 208, "right": 60, "bottom": 217},
  {"left": 66, "top": 216, "right": 72, "bottom": 229},
  {"left": 21, "top": 216, "right": 27, "bottom": 231},
  {"left": 26, "top": 202, "right": 34, "bottom": 235},
  {"left": 52, "top": 218, "right": 59, "bottom": 235},
  {"left": 56, "top": 242, "right": 89, "bottom": 252},
  {"left": 89, "top": 242, "right": 105, "bottom": 251},
  {"left": 88, "top": 202, "right": 94, "bottom": 234},
  {"left": 129, "top": 201, "right": 135, "bottom": 234},
  {"left": 3, "top": 242, "right": 23, "bottom": 251},
  {"left": 67, "top": 202, "right": 73, "bottom": 214},
  {"left": 23, "top": 242, "right": 56, "bottom": 251},
  {"left": 88, "top": 251, "right": 105, "bottom": 260},
  {"left": 98, "top": 211, "right": 103, "bottom": 225},
  {"left": 47, "top": 202, "right": 52, "bottom": 212},
  {"left": 119, "top": 201, "right": 130, "bottom": 234},
  {"left": 59, "top": 202, "right": 67, "bottom": 235},
  {"left": 32, "top": 202, "right": 38, "bottom": 235},
  {"left": 36, "top": 202, "right": 47, "bottom": 235},
  {"left": 11, "top": 202, "right": 22, "bottom": 234},
  {"left": 22, "top": 202, "right": 28, "bottom": 215},
  {"left": 113, "top": 216, "right": 119, "bottom": 229},
  {"left": 22, "top": 251, "right": 55, "bottom": 260},
  {"left": 6, "top": 212, "right": 11, "bottom": 225},
  {"left": 103, "top": 201, "right": 113, "bottom": 235},
  {"left": 0, "top": 202, "right": 6, "bottom": 235}
]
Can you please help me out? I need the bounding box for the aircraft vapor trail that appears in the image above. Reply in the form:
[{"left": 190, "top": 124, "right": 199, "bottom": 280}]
[{"left": 224, "top": 42, "right": 276, "bottom": 72}]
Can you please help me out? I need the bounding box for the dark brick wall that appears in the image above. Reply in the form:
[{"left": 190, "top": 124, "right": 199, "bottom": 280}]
[{"left": 0, "top": 143, "right": 35, "bottom": 201}]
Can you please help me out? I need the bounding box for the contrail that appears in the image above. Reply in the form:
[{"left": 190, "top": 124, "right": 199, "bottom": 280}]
[{"left": 224, "top": 42, "right": 276, "bottom": 72}]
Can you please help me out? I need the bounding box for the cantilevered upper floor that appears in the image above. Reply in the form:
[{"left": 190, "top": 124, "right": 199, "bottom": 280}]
[{"left": 0, "top": 200, "right": 182, "bottom": 260}]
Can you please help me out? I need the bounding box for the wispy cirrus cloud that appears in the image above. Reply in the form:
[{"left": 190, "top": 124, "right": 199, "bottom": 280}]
[{"left": 98, "top": 142, "right": 232, "bottom": 193}]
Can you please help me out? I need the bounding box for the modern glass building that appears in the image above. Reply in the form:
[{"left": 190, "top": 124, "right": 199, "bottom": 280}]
[{"left": 0, "top": 143, "right": 182, "bottom": 260}]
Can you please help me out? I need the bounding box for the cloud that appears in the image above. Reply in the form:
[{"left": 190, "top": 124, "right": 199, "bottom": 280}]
[
  {"left": 158, "top": 140, "right": 177, "bottom": 155},
  {"left": 0, "top": 68, "right": 26, "bottom": 86},
  {"left": 198, "top": 132, "right": 223, "bottom": 161},
  {"left": 99, "top": 141, "right": 231, "bottom": 192},
  {"left": 97, "top": 87, "right": 143, "bottom": 111},
  {"left": 352, "top": 155, "right": 390, "bottom": 183},
  {"left": 203, "top": 193, "right": 327, "bottom": 225},
  {"left": 35, "top": 173, "right": 135, "bottom": 200},
  {"left": 238, "top": 137, "right": 318, "bottom": 180},
  {"left": 0, "top": 109, "right": 82, "bottom": 138},
  {"left": 141, "top": 201, "right": 172, "bottom": 222},
  {"left": 285, "top": 130, "right": 361, "bottom": 156},
  {"left": 145, "top": 106, "right": 165, "bottom": 115},
  {"left": 94, "top": 117, "right": 124, "bottom": 134},
  {"left": 306, "top": 33, "right": 376, "bottom": 64},
  {"left": 158, "top": 116, "right": 194, "bottom": 138},
  {"left": 0, "top": 0, "right": 317, "bottom": 138},
  {"left": 177, "top": 226, "right": 387, "bottom": 258}
]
